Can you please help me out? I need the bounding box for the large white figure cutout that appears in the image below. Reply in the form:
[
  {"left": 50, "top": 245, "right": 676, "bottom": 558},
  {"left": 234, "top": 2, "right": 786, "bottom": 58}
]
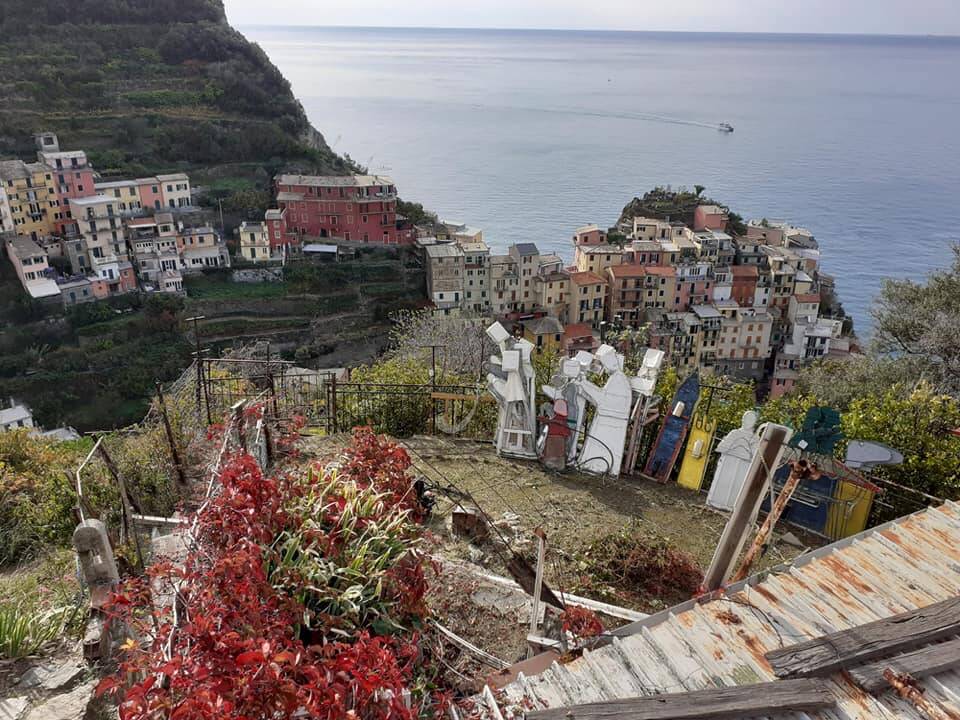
[
  {"left": 486, "top": 322, "right": 537, "bottom": 459},
  {"left": 575, "top": 345, "right": 633, "bottom": 476},
  {"left": 706, "top": 410, "right": 760, "bottom": 511}
]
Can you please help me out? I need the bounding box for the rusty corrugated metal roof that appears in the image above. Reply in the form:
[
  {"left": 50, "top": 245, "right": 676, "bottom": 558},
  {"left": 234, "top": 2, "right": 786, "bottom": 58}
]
[{"left": 490, "top": 501, "right": 960, "bottom": 719}]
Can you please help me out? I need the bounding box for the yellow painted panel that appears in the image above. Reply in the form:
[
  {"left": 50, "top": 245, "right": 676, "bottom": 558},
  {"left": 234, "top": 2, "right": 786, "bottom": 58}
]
[
  {"left": 677, "top": 417, "right": 716, "bottom": 491},
  {"left": 828, "top": 479, "right": 875, "bottom": 539}
]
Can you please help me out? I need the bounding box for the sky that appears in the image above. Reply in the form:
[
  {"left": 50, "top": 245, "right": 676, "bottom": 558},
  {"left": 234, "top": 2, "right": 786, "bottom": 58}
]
[{"left": 223, "top": 0, "right": 960, "bottom": 36}]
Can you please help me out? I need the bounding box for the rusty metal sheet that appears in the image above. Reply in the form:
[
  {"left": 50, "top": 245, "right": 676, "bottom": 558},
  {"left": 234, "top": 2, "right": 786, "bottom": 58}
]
[{"left": 487, "top": 504, "right": 960, "bottom": 720}]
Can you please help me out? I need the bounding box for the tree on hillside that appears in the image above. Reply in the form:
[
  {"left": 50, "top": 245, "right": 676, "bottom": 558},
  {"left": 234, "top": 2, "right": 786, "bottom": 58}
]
[{"left": 872, "top": 244, "right": 960, "bottom": 395}]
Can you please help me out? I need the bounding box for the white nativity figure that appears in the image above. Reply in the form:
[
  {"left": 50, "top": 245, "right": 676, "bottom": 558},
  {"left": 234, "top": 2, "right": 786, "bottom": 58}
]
[
  {"left": 485, "top": 323, "right": 538, "bottom": 459},
  {"left": 575, "top": 345, "right": 633, "bottom": 476},
  {"left": 706, "top": 410, "right": 760, "bottom": 511}
]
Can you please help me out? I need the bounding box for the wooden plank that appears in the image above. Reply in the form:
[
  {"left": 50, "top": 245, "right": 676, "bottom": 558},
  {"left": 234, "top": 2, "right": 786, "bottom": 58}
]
[
  {"left": 848, "top": 637, "right": 960, "bottom": 694},
  {"left": 526, "top": 678, "right": 833, "bottom": 720},
  {"left": 430, "top": 391, "right": 494, "bottom": 402},
  {"left": 702, "top": 423, "right": 792, "bottom": 591},
  {"left": 766, "top": 595, "right": 960, "bottom": 679}
]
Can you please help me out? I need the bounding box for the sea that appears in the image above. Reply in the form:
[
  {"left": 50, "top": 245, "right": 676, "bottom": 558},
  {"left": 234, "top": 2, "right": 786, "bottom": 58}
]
[{"left": 240, "top": 26, "right": 960, "bottom": 332}]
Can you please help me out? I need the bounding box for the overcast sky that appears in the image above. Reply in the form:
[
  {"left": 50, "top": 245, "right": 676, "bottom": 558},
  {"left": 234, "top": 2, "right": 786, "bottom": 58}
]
[{"left": 224, "top": 0, "right": 959, "bottom": 35}]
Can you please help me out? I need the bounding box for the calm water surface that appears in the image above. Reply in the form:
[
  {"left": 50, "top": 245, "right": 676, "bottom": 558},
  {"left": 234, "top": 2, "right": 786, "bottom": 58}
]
[{"left": 241, "top": 26, "right": 960, "bottom": 331}]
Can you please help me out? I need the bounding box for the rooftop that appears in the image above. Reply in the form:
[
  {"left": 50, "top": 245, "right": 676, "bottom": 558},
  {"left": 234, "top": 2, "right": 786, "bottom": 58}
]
[
  {"left": 692, "top": 304, "right": 723, "bottom": 319},
  {"left": 302, "top": 243, "right": 338, "bottom": 254},
  {"left": 730, "top": 264, "right": 760, "bottom": 278},
  {"left": 0, "top": 159, "right": 29, "bottom": 181},
  {"left": 523, "top": 316, "right": 564, "bottom": 336},
  {"left": 579, "top": 244, "right": 623, "bottom": 255},
  {"left": 156, "top": 173, "right": 189, "bottom": 182},
  {"left": 494, "top": 501, "right": 960, "bottom": 720},
  {"left": 425, "top": 244, "right": 464, "bottom": 259},
  {"left": 568, "top": 271, "right": 607, "bottom": 285},
  {"left": 25, "top": 278, "right": 61, "bottom": 299},
  {"left": 6, "top": 236, "right": 45, "bottom": 258},
  {"left": 0, "top": 403, "right": 32, "bottom": 426},
  {"left": 275, "top": 174, "right": 394, "bottom": 188},
  {"left": 69, "top": 194, "right": 116, "bottom": 207},
  {"left": 512, "top": 243, "right": 539, "bottom": 257},
  {"left": 562, "top": 322, "right": 594, "bottom": 340}
]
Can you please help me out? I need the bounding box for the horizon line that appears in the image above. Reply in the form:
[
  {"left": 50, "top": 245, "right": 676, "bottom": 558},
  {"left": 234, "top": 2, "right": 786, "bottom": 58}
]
[{"left": 234, "top": 23, "right": 960, "bottom": 39}]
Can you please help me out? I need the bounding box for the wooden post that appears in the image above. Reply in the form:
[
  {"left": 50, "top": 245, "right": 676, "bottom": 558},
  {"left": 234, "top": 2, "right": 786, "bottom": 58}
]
[
  {"left": 528, "top": 528, "right": 547, "bottom": 659},
  {"left": 702, "top": 423, "right": 791, "bottom": 591},
  {"left": 233, "top": 400, "right": 247, "bottom": 452},
  {"left": 731, "top": 460, "right": 819, "bottom": 583},
  {"left": 156, "top": 382, "right": 188, "bottom": 487},
  {"left": 96, "top": 442, "right": 146, "bottom": 572}
]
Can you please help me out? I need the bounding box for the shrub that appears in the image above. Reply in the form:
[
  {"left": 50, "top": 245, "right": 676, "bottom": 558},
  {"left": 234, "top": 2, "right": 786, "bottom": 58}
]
[
  {"left": 99, "top": 430, "right": 447, "bottom": 719},
  {"left": 577, "top": 525, "right": 703, "bottom": 608}
]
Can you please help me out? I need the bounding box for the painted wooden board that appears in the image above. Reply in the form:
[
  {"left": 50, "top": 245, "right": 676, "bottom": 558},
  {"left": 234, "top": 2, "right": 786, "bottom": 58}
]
[
  {"left": 526, "top": 678, "right": 833, "bottom": 720},
  {"left": 643, "top": 374, "right": 700, "bottom": 482},
  {"left": 848, "top": 637, "right": 960, "bottom": 693},
  {"left": 766, "top": 595, "right": 960, "bottom": 678},
  {"left": 676, "top": 416, "right": 716, "bottom": 491}
]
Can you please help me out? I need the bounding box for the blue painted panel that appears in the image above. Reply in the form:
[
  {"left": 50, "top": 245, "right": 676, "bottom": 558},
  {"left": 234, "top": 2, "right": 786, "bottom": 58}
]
[
  {"left": 643, "top": 373, "right": 700, "bottom": 481},
  {"left": 762, "top": 464, "right": 838, "bottom": 535}
]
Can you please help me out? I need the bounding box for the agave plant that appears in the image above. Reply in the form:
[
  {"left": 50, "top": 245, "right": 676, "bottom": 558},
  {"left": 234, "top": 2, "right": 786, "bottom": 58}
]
[{"left": 0, "top": 603, "right": 66, "bottom": 659}]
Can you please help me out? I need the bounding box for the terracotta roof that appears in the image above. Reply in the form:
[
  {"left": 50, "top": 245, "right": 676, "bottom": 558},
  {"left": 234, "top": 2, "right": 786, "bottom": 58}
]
[
  {"left": 562, "top": 322, "right": 594, "bottom": 340},
  {"left": 793, "top": 293, "right": 821, "bottom": 303},
  {"left": 568, "top": 271, "right": 607, "bottom": 285},
  {"left": 643, "top": 265, "right": 676, "bottom": 277},
  {"left": 607, "top": 264, "right": 648, "bottom": 278},
  {"left": 730, "top": 264, "right": 760, "bottom": 278}
]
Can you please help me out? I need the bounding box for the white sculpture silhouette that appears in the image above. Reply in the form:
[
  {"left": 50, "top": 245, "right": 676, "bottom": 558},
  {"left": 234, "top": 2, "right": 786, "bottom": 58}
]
[
  {"left": 486, "top": 322, "right": 537, "bottom": 459},
  {"left": 575, "top": 345, "right": 633, "bottom": 476},
  {"left": 706, "top": 410, "right": 760, "bottom": 511}
]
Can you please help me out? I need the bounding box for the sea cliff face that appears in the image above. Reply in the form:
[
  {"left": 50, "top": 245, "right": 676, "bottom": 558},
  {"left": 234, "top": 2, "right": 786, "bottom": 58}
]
[{"left": 0, "top": 0, "right": 348, "bottom": 175}]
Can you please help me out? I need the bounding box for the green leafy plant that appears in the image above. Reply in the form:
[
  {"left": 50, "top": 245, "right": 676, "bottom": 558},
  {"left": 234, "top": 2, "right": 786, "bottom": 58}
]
[{"left": 0, "top": 602, "right": 66, "bottom": 659}]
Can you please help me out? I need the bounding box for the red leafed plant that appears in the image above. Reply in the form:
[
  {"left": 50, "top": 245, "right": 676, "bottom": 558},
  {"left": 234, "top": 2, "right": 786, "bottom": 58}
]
[
  {"left": 560, "top": 606, "right": 605, "bottom": 640},
  {"left": 100, "top": 429, "right": 448, "bottom": 719}
]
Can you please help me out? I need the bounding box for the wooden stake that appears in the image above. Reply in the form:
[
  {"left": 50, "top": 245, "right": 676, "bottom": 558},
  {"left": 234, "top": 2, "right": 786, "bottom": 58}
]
[
  {"left": 156, "top": 382, "right": 188, "bottom": 487},
  {"left": 731, "top": 459, "right": 820, "bottom": 583},
  {"left": 96, "top": 441, "right": 146, "bottom": 572},
  {"left": 702, "top": 423, "right": 792, "bottom": 591},
  {"left": 528, "top": 528, "right": 547, "bottom": 659}
]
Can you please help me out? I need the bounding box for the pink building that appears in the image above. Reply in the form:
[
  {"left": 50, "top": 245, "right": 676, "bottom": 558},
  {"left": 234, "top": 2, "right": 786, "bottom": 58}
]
[
  {"left": 137, "top": 178, "right": 165, "bottom": 211},
  {"left": 274, "top": 174, "right": 402, "bottom": 244},
  {"left": 572, "top": 224, "right": 607, "bottom": 247},
  {"left": 693, "top": 204, "right": 728, "bottom": 232},
  {"left": 673, "top": 265, "right": 712, "bottom": 311}
]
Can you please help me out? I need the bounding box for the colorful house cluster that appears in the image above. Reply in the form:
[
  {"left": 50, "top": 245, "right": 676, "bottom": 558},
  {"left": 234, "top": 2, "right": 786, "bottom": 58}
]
[
  {"left": 1, "top": 133, "right": 228, "bottom": 305},
  {"left": 422, "top": 206, "right": 853, "bottom": 389},
  {"left": 249, "top": 174, "right": 418, "bottom": 262}
]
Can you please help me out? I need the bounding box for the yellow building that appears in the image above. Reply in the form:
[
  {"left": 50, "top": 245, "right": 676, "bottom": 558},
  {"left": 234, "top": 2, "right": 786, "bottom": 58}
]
[
  {"left": 238, "top": 221, "right": 271, "bottom": 263},
  {"left": 568, "top": 271, "right": 607, "bottom": 326},
  {"left": 521, "top": 316, "right": 564, "bottom": 354},
  {"left": 0, "top": 160, "right": 60, "bottom": 240},
  {"left": 574, "top": 244, "right": 623, "bottom": 275}
]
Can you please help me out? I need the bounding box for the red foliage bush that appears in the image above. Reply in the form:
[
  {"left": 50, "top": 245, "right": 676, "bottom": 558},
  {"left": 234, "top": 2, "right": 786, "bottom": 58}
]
[
  {"left": 560, "top": 606, "right": 604, "bottom": 640},
  {"left": 100, "top": 429, "right": 445, "bottom": 720}
]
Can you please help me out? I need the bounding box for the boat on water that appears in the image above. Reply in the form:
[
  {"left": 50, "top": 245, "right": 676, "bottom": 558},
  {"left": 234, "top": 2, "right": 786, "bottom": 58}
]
[{"left": 718, "top": 122, "right": 734, "bottom": 133}]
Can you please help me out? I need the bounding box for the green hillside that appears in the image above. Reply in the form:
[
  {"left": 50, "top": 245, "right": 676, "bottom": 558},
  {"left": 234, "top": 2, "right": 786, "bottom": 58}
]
[{"left": 0, "top": 0, "right": 349, "bottom": 177}]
